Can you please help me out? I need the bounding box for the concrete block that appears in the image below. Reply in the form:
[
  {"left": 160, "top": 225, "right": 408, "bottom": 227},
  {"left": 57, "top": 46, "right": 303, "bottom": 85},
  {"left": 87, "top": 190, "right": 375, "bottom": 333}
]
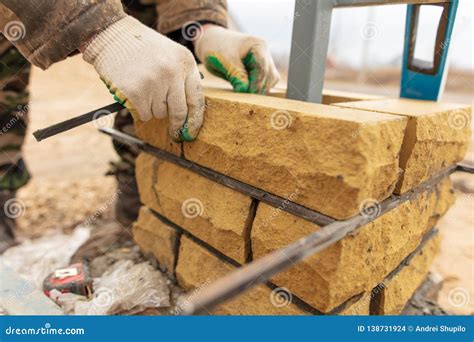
[
  {"left": 135, "top": 152, "right": 254, "bottom": 264},
  {"left": 335, "top": 99, "right": 471, "bottom": 193},
  {"left": 176, "top": 236, "right": 306, "bottom": 315},
  {"left": 251, "top": 178, "right": 452, "bottom": 312},
  {"left": 178, "top": 89, "right": 407, "bottom": 219},
  {"left": 132, "top": 206, "right": 179, "bottom": 275}
]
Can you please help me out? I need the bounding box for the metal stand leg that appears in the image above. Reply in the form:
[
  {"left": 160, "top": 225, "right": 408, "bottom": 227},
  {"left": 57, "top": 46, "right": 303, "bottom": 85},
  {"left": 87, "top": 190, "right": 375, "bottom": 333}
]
[
  {"left": 287, "top": 0, "right": 334, "bottom": 103},
  {"left": 287, "top": 0, "right": 457, "bottom": 103}
]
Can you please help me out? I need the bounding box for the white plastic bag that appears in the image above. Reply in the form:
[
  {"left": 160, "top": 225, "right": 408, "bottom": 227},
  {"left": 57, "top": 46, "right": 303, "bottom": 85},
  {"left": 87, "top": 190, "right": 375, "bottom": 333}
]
[
  {"left": 74, "top": 260, "right": 170, "bottom": 315},
  {"left": 0, "top": 227, "right": 90, "bottom": 287}
]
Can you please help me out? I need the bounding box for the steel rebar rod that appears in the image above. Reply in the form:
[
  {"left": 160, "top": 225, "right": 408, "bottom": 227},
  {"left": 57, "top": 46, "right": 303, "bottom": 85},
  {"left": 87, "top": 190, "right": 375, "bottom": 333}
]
[
  {"left": 99, "top": 127, "right": 335, "bottom": 226},
  {"left": 33, "top": 102, "right": 124, "bottom": 142},
  {"left": 179, "top": 165, "right": 455, "bottom": 315},
  {"left": 97, "top": 127, "right": 460, "bottom": 315}
]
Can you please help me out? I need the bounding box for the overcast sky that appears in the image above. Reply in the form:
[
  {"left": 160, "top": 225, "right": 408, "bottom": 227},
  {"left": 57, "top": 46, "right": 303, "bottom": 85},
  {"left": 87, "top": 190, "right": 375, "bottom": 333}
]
[{"left": 228, "top": 0, "right": 473, "bottom": 70}]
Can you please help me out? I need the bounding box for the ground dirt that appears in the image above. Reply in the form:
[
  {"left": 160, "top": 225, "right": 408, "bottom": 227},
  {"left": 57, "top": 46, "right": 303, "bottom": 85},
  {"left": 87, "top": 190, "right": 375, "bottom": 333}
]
[
  {"left": 15, "top": 56, "right": 473, "bottom": 315},
  {"left": 17, "top": 56, "right": 117, "bottom": 237}
]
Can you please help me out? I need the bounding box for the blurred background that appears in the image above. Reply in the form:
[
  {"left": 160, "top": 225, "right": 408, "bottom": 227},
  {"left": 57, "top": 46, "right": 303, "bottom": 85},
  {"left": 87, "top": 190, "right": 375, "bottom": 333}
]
[
  {"left": 10, "top": 0, "right": 473, "bottom": 316},
  {"left": 228, "top": 0, "right": 473, "bottom": 104}
]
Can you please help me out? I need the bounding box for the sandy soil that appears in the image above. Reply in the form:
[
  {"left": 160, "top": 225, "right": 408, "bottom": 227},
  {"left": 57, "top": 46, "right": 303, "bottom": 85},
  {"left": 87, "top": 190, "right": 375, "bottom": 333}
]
[
  {"left": 432, "top": 180, "right": 473, "bottom": 315},
  {"left": 16, "top": 56, "right": 473, "bottom": 315},
  {"left": 17, "top": 56, "right": 117, "bottom": 236}
]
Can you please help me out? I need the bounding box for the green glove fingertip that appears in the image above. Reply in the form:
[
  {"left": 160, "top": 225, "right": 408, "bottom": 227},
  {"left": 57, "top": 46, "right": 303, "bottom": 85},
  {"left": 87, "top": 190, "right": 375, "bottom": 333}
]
[
  {"left": 243, "top": 51, "right": 261, "bottom": 94},
  {"left": 113, "top": 94, "right": 126, "bottom": 106},
  {"left": 205, "top": 54, "right": 249, "bottom": 93},
  {"left": 180, "top": 125, "right": 195, "bottom": 142},
  {"left": 243, "top": 51, "right": 255, "bottom": 67},
  {"left": 231, "top": 80, "right": 249, "bottom": 93}
]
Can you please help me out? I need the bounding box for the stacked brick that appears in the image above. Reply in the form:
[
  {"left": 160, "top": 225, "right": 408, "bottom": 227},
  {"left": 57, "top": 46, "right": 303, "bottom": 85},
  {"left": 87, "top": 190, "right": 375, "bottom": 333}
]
[{"left": 132, "top": 89, "right": 471, "bottom": 315}]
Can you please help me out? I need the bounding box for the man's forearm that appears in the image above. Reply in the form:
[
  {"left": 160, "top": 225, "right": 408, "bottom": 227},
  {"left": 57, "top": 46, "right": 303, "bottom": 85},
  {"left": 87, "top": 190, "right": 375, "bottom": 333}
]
[
  {"left": 0, "top": 0, "right": 125, "bottom": 69},
  {"left": 155, "top": 0, "right": 228, "bottom": 35}
]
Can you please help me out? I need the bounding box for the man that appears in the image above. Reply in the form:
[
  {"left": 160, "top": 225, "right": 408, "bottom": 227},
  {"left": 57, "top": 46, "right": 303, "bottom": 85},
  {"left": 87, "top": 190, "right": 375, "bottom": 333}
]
[{"left": 0, "top": 0, "right": 279, "bottom": 253}]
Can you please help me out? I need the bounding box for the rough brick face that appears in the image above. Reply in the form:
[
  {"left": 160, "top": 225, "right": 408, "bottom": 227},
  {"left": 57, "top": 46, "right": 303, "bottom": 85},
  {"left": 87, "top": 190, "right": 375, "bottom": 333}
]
[
  {"left": 136, "top": 89, "right": 407, "bottom": 219},
  {"left": 338, "top": 293, "right": 371, "bottom": 315},
  {"left": 131, "top": 88, "right": 463, "bottom": 315},
  {"left": 251, "top": 178, "right": 452, "bottom": 312},
  {"left": 134, "top": 116, "right": 181, "bottom": 156},
  {"left": 335, "top": 99, "right": 471, "bottom": 193},
  {"left": 132, "top": 206, "right": 179, "bottom": 275},
  {"left": 372, "top": 234, "right": 440, "bottom": 315},
  {"left": 135, "top": 152, "right": 253, "bottom": 264},
  {"left": 176, "top": 236, "right": 306, "bottom": 315}
]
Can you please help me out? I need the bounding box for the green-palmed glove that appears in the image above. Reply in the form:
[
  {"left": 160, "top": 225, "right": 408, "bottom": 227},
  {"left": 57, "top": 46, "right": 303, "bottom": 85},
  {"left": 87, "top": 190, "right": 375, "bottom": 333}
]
[
  {"left": 82, "top": 16, "right": 204, "bottom": 142},
  {"left": 195, "top": 25, "right": 280, "bottom": 94}
]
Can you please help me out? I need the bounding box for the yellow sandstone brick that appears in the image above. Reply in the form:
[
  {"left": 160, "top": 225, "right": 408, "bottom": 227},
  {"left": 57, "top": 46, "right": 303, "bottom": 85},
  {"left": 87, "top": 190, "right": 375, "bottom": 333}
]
[
  {"left": 338, "top": 293, "right": 371, "bottom": 315},
  {"left": 335, "top": 99, "right": 471, "bottom": 193},
  {"left": 135, "top": 152, "right": 253, "bottom": 264},
  {"left": 251, "top": 178, "right": 452, "bottom": 312},
  {"left": 134, "top": 116, "right": 182, "bottom": 156},
  {"left": 176, "top": 236, "right": 306, "bottom": 315},
  {"left": 428, "top": 178, "right": 455, "bottom": 229},
  {"left": 374, "top": 234, "right": 441, "bottom": 315},
  {"left": 321, "top": 89, "right": 384, "bottom": 105},
  {"left": 132, "top": 206, "right": 178, "bottom": 274},
  {"left": 184, "top": 90, "right": 407, "bottom": 220},
  {"left": 201, "top": 68, "right": 383, "bottom": 105},
  {"left": 268, "top": 88, "right": 383, "bottom": 105},
  {"left": 136, "top": 89, "right": 407, "bottom": 219},
  {"left": 135, "top": 153, "right": 159, "bottom": 207},
  {"left": 201, "top": 69, "right": 383, "bottom": 105}
]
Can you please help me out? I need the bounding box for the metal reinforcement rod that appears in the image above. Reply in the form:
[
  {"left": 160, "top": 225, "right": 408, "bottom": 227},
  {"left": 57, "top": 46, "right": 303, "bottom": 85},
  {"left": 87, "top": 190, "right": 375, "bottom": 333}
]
[
  {"left": 98, "top": 128, "right": 472, "bottom": 315},
  {"left": 178, "top": 166, "right": 456, "bottom": 315},
  {"left": 456, "top": 163, "right": 474, "bottom": 174},
  {"left": 33, "top": 74, "right": 207, "bottom": 142},
  {"left": 32, "top": 102, "right": 124, "bottom": 142},
  {"left": 99, "top": 127, "right": 335, "bottom": 226}
]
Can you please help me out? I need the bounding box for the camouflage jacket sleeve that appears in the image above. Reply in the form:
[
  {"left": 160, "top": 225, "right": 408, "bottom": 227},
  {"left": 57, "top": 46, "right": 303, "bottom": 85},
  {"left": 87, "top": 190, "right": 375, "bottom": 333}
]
[
  {"left": 155, "top": 0, "right": 228, "bottom": 34},
  {"left": 0, "top": 0, "right": 126, "bottom": 70}
]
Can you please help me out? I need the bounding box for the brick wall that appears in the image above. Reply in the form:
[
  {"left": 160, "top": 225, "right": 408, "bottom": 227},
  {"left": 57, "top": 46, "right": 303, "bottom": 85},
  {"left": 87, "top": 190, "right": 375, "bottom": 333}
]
[{"left": 132, "top": 89, "right": 471, "bottom": 315}]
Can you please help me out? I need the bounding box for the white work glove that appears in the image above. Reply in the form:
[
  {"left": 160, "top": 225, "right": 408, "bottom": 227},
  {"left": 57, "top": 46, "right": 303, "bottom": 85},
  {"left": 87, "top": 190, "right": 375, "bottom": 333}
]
[
  {"left": 195, "top": 25, "right": 280, "bottom": 94},
  {"left": 83, "top": 16, "right": 204, "bottom": 142}
]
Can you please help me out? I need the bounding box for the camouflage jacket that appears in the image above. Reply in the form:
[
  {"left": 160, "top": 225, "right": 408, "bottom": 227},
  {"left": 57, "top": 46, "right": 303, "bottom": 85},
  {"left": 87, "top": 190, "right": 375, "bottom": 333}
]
[{"left": 0, "top": 0, "right": 227, "bottom": 70}]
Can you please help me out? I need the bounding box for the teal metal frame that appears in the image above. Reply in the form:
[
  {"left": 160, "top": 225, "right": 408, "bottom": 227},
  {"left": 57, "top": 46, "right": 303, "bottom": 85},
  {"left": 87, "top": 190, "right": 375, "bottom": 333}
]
[
  {"left": 287, "top": 0, "right": 458, "bottom": 103},
  {"left": 400, "top": 1, "right": 459, "bottom": 100}
]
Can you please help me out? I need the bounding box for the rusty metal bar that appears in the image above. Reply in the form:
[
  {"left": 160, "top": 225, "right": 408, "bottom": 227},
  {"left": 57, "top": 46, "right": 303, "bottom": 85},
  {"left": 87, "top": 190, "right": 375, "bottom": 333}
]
[
  {"left": 33, "top": 102, "right": 123, "bottom": 142},
  {"left": 97, "top": 128, "right": 462, "bottom": 315},
  {"left": 179, "top": 165, "right": 455, "bottom": 315},
  {"left": 99, "top": 127, "right": 335, "bottom": 226}
]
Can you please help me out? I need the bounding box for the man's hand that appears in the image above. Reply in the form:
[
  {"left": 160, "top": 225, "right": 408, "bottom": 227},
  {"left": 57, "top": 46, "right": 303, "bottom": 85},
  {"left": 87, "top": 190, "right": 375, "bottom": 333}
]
[
  {"left": 82, "top": 16, "right": 204, "bottom": 142},
  {"left": 195, "top": 25, "right": 280, "bottom": 94}
]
